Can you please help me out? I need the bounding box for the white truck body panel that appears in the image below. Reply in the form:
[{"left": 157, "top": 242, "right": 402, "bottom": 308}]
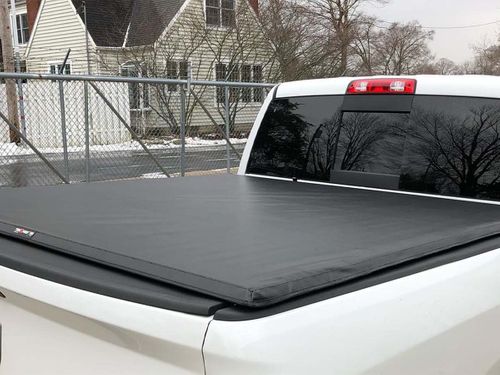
[
  {"left": 204, "top": 247, "right": 500, "bottom": 374},
  {"left": 0, "top": 266, "right": 210, "bottom": 375}
]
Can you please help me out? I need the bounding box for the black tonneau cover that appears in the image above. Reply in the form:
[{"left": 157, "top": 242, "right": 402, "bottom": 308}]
[{"left": 0, "top": 175, "right": 499, "bottom": 308}]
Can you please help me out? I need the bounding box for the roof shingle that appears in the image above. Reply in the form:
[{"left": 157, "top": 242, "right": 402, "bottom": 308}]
[{"left": 72, "top": 0, "right": 185, "bottom": 47}]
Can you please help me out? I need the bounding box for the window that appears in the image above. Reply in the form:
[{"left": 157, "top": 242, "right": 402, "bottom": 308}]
[
  {"left": 247, "top": 96, "right": 410, "bottom": 185},
  {"left": 179, "top": 61, "right": 189, "bottom": 79},
  {"left": 334, "top": 112, "right": 408, "bottom": 175},
  {"left": 121, "top": 64, "right": 149, "bottom": 110},
  {"left": 206, "top": 0, "right": 235, "bottom": 27},
  {"left": 49, "top": 63, "right": 71, "bottom": 75},
  {"left": 16, "top": 13, "right": 29, "bottom": 45},
  {"left": 401, "top": 96, "right": 500, "bottom": 201},
  {"left": 221, "top": 0, "right": 236, "bottom": 27},
  {"left": 166, "top": 60, "right": 189, "bottom": 92},
  {"left": 166, "top": 61, "right": 178, "bottom": 92},
  {"left": 253, "top": 65, "right": 263, "bottom": 102},
  {"left": 241, "top": 65, "right": 251, "bottom": 102},
  {"left": 215, "top": 63, "right": 226, "bottom": 103},
  {"left": 247, "top": 96, "right": 345, "bottom": 180},
  {"left": 330, "top": 112, "right": 409, "bottom": 189},
  {"left": 215, "top": 63, "right": 264, "bottom": 104},
  {"left": 248, "top": 94, "right": 500, "bottom": 201},
  {"left": 228, "top": 64, "right": 239, "bottom": 101}
]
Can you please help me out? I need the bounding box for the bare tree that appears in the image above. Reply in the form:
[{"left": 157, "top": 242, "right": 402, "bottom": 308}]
[
  {"left": 375, "top": 21, "right": 434, "bottom": 75},
  {"left": 470, "top": 35, "right": 500, "bottom": 75},
  {"left": 458, "top": 60, "right": 477, "bottom": 75},
  {"left": 352, "top": 19, "right": 434, "bottom": 75},
  {"left": 195, "top": 2, "right": 275, "bottom": 132},
  {"left": 305, "top": 0, "right": 388, "bottom": 76},
  {"left": 433, "top": 58, "right": 460, "bottom": 75},
  {"left": 308, "top": 0, "right": 361, "bottom": 75},
  {"left": 447, "top": 34, "right": 500, "bottom": 76},
  {"left": 352, "top": 16, "right": 382, "bottom": 75},
  {"left": 259, "top": 0, "right": 445, "bottom": 79},
  {"left": 97, "top": 0, "right": 275, "bottom": 137},
  {"left": 258, "top": 0, "right": 313, "bottom": 81},
  {"left": 96, "top": 13, "right": 209, "bottom": 135}
]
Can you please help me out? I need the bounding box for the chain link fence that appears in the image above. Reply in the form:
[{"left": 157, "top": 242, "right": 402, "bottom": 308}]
[{"left": 0, "top": 72, "right": 274, "bottom": 187}]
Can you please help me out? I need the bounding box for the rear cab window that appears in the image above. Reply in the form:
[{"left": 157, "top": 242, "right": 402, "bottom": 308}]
[{"left": 247, "top": 93, "right": 500, "bottom": 201}]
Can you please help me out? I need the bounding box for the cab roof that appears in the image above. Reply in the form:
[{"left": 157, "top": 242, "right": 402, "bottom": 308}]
[{"left": 276, "top": 75, "right": 500, "bottom": 99}]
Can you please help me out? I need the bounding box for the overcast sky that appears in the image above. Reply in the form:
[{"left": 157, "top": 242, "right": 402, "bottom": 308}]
[{"left": 362, "top": 0, "right": 499, "bottom": 63}]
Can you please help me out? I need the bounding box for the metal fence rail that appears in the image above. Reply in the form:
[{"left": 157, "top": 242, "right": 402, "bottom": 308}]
[{"left": 0, "top": 73, "right": 275, "bottom": 187}]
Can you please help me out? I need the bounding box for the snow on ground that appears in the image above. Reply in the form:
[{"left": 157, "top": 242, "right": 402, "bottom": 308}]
[
  {"left": 140, "top": 172, "right": 170, "bottom": 179},
  {"left": 140, "top": 168, "right": 230, "bottom": 179},
  {"left": 0, "top": 137, "right": 247, "bottom": 157},
  {"left": 0, "top": 142, "right": 35, "bottom": 157}
]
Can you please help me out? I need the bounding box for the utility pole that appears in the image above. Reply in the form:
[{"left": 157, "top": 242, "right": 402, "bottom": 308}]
[
  {"left": 10, "top": 0, "right": 26, "bottom": 137},
  {"left": 0, "top": 0, "right": 20, "bottom": 143}
]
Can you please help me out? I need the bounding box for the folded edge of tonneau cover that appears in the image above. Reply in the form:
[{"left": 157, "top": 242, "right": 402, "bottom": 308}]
[
  {"left": 1, "top": 219, "right": 500, "bottom": 308},
  {"left": 0, "top": 235, "right": 227, "bottom": 316}
]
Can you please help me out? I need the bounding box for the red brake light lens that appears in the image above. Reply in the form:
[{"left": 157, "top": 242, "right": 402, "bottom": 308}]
[{"left": 346, "top": 79, "right": 416, "bottom": 95}]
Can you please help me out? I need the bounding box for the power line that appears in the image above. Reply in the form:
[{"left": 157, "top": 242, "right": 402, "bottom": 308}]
[{"left": 375, "top": 19, "right": 499, "bottom": 30}]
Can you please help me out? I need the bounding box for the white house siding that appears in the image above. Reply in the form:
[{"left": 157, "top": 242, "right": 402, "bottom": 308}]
[
  {"left": 0, "top": 80, "right": 131, "bottom": 148},
  {"left": 25, "top": 0, "right": 96, "bottom": 74},
  {"left": 95, "top": 0, "right": 274, "bottom": 136},
  {"left": 159, "top": 0, "right": 273, "bottom": 134},
  {"left": 11, "top": 0, "right": 132, "bottom": 148}
]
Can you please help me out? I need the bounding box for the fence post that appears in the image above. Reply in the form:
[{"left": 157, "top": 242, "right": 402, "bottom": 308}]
[
  {"left": 84, "top": 81, "right": 90, "bottom": 182},
  {"left": 16, "top": 76, "right": 27, "bottom": 138},
  {"left": 224, "top": 85, "right": 231, "bottom": 174},
  {"left": 58, "top": 81, "right": 70, "bottom": 181},
  {"left": 179, "top": 85, "right": 187, "bottom": 177}
]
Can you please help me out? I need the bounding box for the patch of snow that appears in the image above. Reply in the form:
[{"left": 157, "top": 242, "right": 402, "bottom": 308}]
[
  {"left": 0, "top": 143, "right": 35, "bottom": 157},
  {"left": 182, "top": 137, "right": 247, "bottom": 147},
  {"left": 0, "top": 137, "right": 247, "bottom": 158},
  {"left": 140, "top": 172, "right": 170, "bottom": 179}
]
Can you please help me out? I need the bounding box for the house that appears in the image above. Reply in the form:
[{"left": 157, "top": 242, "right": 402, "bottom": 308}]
[
  {"left": 22, "top": 0, "right": 275, "bottom": 136},
  {"left": 0, "top": 0, "right": 34, "bottom": 72}
]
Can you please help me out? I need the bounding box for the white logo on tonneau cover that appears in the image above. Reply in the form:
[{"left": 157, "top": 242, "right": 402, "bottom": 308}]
[{"left": 14, "top": 227, "right": 35, "bottom": 238}]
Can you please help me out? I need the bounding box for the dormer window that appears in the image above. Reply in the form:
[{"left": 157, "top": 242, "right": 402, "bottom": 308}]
[
  {"left": 16, "top": 13, "right": 29, "bottom": 45},
  {"left": 206, "top": 0, "right": 235, "bottom": 27}
]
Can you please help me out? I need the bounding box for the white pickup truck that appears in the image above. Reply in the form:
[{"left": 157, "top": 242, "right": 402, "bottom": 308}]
[{"left": 1, "top": 75, "right": 500, "bottom": 375}]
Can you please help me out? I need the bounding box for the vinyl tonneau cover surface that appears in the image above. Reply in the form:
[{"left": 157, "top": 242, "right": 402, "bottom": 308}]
[{"left": 1, "top": 175, "right": 500, "bottom": 308}]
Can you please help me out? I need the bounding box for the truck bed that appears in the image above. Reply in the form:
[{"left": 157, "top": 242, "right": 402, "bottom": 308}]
[{"left": 1, "top": 175, "right": 499, "bottom": 311}]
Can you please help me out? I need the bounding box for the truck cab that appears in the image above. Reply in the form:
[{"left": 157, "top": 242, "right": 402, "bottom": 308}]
[{"left": 240, "top": 75, "right": 500, "bottom": 200}]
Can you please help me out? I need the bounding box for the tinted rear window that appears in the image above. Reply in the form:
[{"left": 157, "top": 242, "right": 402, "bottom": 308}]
[
  {"left": 246, "top": 96, "right": 344, "bottom": 181},
  {"left": 401, "top": 96, "right": 500, "bottom": 200},
  {"left": 247, "top": 95, "right": 500, "bottom": 201}
]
